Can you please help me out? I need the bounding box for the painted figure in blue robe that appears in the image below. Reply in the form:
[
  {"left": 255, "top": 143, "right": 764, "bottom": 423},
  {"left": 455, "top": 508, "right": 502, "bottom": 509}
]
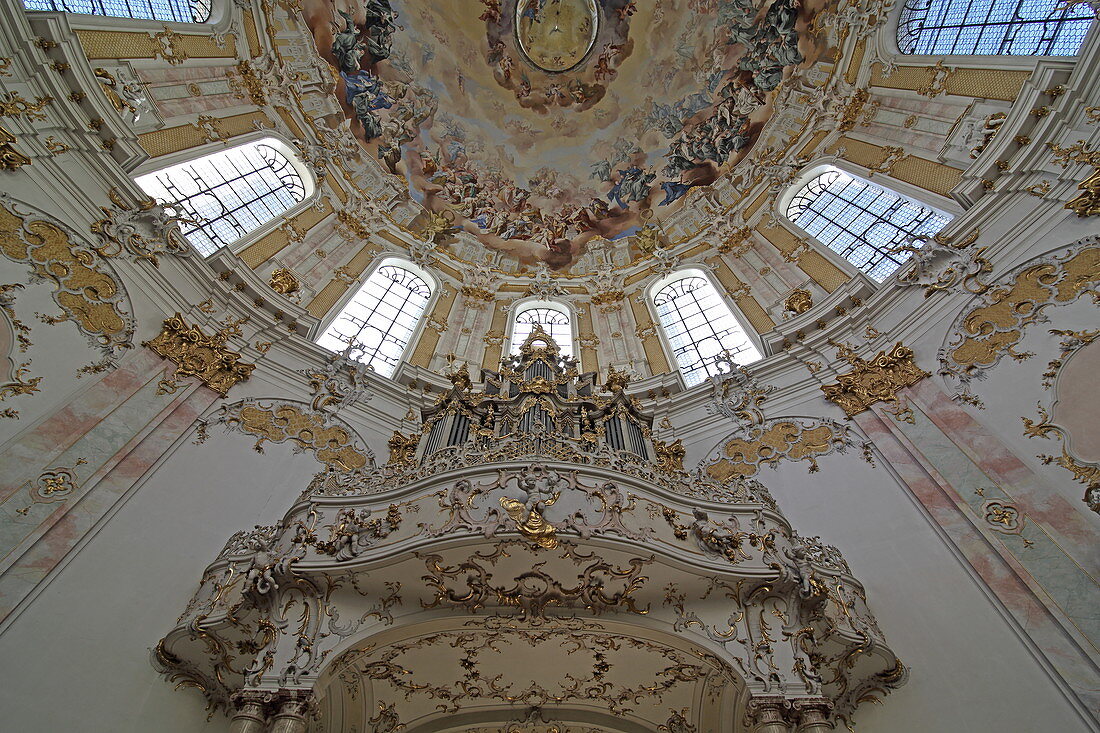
[
  {"left": 659, "top": 181, "right": 693, "bottom": 206},
  {"left": 607, "top": 167, "right": 655, "bottom": 209},
  {"left": 341, "top": 70, "right": 393, "bottom": 110},
  {"left": 520, "top": 0, "right": 547, "bottom": 22}
]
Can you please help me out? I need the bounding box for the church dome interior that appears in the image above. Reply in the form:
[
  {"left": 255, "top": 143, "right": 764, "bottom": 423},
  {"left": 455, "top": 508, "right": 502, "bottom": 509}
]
[{"left": 0, "top": 0, "right": 1097, "bottom": 730}]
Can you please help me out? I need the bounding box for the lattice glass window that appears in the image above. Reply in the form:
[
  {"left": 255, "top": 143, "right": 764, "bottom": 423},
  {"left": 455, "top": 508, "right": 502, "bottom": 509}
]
[
  {"left": 896, "top": 0, "right": 1093, "bottom": 55},
  {"left": 652, "top": 273, "right": 762, "bottom": 387},
  {"left": 510, "top": 304, "right": 574, "bottom": 358},
  {"left": 786, "top": 169, "right": 951, "bottom": 282},
  {"left": 317, "top": 262, "right": 433, "bottom": 378},
  {"left": 23, "top": 0, "right": 213, "bottom": 22},
  {"left": 135, "top": 139, "right": 307, "bottom": 257}
]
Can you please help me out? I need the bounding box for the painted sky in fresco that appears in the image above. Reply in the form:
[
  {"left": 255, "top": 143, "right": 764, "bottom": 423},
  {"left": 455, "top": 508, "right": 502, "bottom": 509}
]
[{"left": 303, "top": 0, "right": 834, "bottom": 269}]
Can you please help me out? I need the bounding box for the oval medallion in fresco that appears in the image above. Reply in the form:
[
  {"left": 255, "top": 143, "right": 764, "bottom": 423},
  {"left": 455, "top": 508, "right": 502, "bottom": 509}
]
[{"left": 515, "top": 0, "right": 599, "bottom": 73}]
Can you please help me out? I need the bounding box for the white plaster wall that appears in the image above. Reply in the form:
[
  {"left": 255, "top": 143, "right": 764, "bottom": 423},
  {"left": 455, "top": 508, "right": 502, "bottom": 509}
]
[
  {"left": 710, "top": 445, "right": 1090, "bottom": 732},
  {"left": 0, "top": 432, "right": 327, "bottom": 733}
]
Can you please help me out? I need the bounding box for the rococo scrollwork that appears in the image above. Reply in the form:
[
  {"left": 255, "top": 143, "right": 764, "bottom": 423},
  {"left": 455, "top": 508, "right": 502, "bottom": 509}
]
[
  {"left": 156, "top": 330, "right": 904, "bottom": 730},
  {"left": 144, "top": 314, "right": 256, "bottom": 397}
]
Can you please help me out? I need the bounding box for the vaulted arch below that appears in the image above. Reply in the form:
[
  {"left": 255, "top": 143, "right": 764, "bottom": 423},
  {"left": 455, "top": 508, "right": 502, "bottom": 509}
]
[{"left": 312, "top": 614, "right": 745, "bottom": 733}]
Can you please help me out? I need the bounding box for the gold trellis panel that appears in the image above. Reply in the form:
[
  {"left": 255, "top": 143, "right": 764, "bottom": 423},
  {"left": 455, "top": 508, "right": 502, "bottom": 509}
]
[
  {"left": 706, "top": 258, "right": 775, "bottom": 334},
  {"left": 833, "top": 136, "right": 963, "bottom": 198},
  {"left": 628, "top": 292, "right": 672, "bottom": 375},
  {"left": 137, "top": 111, "right": 270, "bottom": 159},
  {"left": 481, "top": 301, "right": 510, "bottom": 370},
  {"left": 305, "top": 238, "right": 381, "bottom": 318},
  {"left": 238, "top": 198, "right": 333, "bottom": 269},
  {"left": 870, "top": 64, "right": 1031, "bottom": 102},
  {"left": 74, "top": 29, "right": 236, "bottom": 61},
  {"left": 408, "top": 288, "right": 458, "bottom": 368},
  {"left": 757, "top": 225, "right": 850, "bottom": 293}
]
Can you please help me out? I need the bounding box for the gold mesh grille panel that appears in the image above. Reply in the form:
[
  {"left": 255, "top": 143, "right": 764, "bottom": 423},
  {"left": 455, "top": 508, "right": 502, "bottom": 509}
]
[
  {"left": 243, "top": 10, "right": 261, "bottom": 58},
  {"left": 138, "top": 112, "right": 269, "bottom": 158},
  {"left": 734, "top": 294, "right": 775, "bottom": 334},
  {"left": 576, "top": 307, "right": 599, "bottom": 375},
  {"left": 947, "top": 69, "right": 1029, "bottom": 102},
  {"left": 889, "top": 156, "right": 963, "bottom": 197},
  {"left": 871, "top": 64, "right": 1028, "bottom": 102},
  {"left": 628, "top": 292, "right": 671, "bottom": 375},
  {"left": 75, "top": 29, "right": 235, "bottom": 60},
  {"left": 481, "top": 302, "right": 509, "bottom": 370},
  {"left": 797, "top": 250, "right": 849, "bottom": 293},
  {"left": 409, "top": 289, "right": 457, "bottom": 367},
  {"left": 239, "top": 199, "right": 332, "bottom": 268},
  {"left": 306, "top": 279, "right": 349, "bottom": 318}
]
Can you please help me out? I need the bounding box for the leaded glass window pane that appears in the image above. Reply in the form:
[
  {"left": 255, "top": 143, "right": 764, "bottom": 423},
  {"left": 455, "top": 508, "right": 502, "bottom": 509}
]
[
  {"left": 135, "top": 139, "right": 306, "bottom": 257},
  {"left": 317, "top": 263, "right": 433, "bottom": 378},
  {"left": 653, "top": 274, "right": 762, "bottom": 387},
  {"left": 896, "top": 0, "right": 1093, "bottom": 56},
  {"left": 510, "top": 306, "right": 574, "bottom": 358},
  {"left": 23, "top": 0, "right": 212, "bottom": 23},
  {"left": 786, "top": 170, "right": 951, "bottom": 282}
]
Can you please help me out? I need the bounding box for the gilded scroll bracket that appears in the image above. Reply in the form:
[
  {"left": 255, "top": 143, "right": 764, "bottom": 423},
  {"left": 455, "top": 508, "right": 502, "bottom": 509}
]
[
  {"left": 821, "top": 341, "right": 929, "bottom": 423},
  {"left": 144, "top": 313, "right": 255, "bottom": 397}
]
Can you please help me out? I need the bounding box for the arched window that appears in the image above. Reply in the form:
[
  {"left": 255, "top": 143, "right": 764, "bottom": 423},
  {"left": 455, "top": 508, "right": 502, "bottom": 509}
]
[
  {"left": 23, "top": 0, "right": 212, "bottom": 23},
  {"left": 316, "top": 261, "right": 433, "bottom": 378},
  {"left": 652, "top": 272, "right": 762, "bottom": 387},
  {"left": 510, "top": 303, "right": 574, "bottom": 358},
  {"left": 896, "top": 0, "right": 1094, "bottom": 56},
  {"left": 786, "top": 169, "right": 951, "bottom": 282},
  {"left": 135, "top": 138, "right": 308, "bottom": 257}
]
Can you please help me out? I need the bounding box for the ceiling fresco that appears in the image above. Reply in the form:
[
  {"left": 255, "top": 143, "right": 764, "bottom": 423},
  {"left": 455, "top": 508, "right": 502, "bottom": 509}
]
[{"left": 303, "top": 0, "right": 836, "bottom": 269}]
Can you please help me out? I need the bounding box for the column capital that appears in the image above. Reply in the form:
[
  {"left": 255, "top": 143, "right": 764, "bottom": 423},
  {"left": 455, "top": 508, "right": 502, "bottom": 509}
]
[
  {"left": 745, "top": 695, "right": 793, "bottom": 726},
  {"left": 792, "top": 698, "right": 834, "bottom": 730}
]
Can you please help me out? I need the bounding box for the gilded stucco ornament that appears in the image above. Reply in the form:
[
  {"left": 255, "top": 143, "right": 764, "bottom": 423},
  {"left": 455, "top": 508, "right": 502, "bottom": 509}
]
[
  {"left": 145, "top": 314, "right": 255, "bottom": 397},
  {"left": 892, "top": 228, "right": 992, "bottom": 297},
  {"left": 200, "top": 398, "right": 374, "bottom": 471},
  {"left": 1020, "top": 328, "right": 1100, "bottom": 514},
  {"left": 702, "top": 417, "right": 871, "bottom": 480},
  {"left": 1065, "top": 166, "right": 1100, "bottom": 217},
  {"left": 0, "top": 197, "right": 133, "bottom": 355},
  {"left": 784, "top": 288, "right": 813, "bottom": 315},
  {"left": 654, "top": 439, "right": 685, "bottom": 473},
  {"left": 821, "top": 342, "right": 929, "bottom": 422},
  {"left": 421, "top": 540, "right": 649, "bottom": 619},
  {"left": 14, "top": 457, "right": 87, "bottom": 516},
  {"left": 706, "top": 358, "right": 774, "bottom": 426},
  {"left": 500, "top": 495, "right": 559, "bottom": 548},
  {"left": 90, "top": 189, "right": 191, "bottom": 267},
  {"left": 0, "top": 124, "right": 30, "bottom": 170},
  {"left": 268, "top": 267, "right": 301, "bottom": 295},
  {"left": 387, "top": 430, "right": 419, "bottom": 466},
  {"left": 939, "top": 239, "right": 1100, "bottom": 402}
]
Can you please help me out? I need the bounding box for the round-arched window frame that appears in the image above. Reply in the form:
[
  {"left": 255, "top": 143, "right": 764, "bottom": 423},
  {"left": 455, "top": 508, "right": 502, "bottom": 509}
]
[
  {"left": 785, "top": 167, "right": 952, "bottom": 282},
  {"left": 23, "top": 0, "right": 214, "bottom": 23},
  {"left": 509, "top": 302, "right": 575, "bottom": 359},
  {"left": 650, "top": 269, "right": 762, "bottom": 387},
  {"left": 134, "top": 137, "right": 312, "bottom": 257},
  {"left": 316, "top": 259, "right": 435, "bottom": 378}
]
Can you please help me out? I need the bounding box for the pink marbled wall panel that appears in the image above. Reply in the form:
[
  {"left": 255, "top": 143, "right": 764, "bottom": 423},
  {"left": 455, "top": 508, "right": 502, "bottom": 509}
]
[
  {"left": 0, "top": 384, "right": 218, "bottom": 626},
  {"left": 856, "top": 405, "right": 1100, "bottom": 717},
  {"left": 0, "top": 349, "right": 165, "bottom": 504},
  {"left": 909, "top": 378, "right": 1097, "bottom": 569}
]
